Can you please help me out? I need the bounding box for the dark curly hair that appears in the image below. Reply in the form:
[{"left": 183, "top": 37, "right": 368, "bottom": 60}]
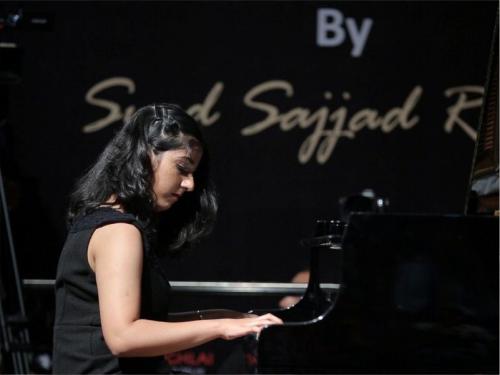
[{"left": 68, "top": 103, "right": 217, "bottom": 252}]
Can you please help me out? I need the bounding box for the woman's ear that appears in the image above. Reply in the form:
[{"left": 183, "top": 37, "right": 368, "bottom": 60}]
[{"left": 149, "top": 151, "right": 161, "bottom": 171}]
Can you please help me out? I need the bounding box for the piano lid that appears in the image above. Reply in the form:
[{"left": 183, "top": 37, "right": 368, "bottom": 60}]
[{"left": 466, "top": 11, "right": 499, "bottom": 213}]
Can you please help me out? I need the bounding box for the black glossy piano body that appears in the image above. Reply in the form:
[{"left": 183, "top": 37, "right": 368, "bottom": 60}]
[{"left": 257, "top": 213, "right": 499, "bottom": 373}]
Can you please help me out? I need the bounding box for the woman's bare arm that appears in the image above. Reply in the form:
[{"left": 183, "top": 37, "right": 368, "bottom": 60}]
[{"left": 88, "top": 223, "right": 281, "bottom": 357}]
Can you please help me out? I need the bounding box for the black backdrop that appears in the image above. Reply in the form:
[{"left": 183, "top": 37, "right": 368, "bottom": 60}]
[{"left": 1, "top": 1, "right": 497, "bottom": 282}]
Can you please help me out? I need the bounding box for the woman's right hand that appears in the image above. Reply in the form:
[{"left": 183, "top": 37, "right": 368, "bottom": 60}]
[{"left": 217, "top": 313, "right": 283, "bottom": 340}]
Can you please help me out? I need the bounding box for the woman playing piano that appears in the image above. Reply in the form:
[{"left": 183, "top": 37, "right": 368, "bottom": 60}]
[{"left": 52, "top": 103, "right": 282, "bottom": 374}]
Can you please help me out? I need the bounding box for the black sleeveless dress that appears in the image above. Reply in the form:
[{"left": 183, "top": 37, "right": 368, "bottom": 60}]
[{"left": 53, "top": 207, "right": 171, "bottom": 374}]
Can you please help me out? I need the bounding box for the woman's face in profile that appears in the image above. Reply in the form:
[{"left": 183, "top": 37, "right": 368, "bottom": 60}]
[{"left": 151, "top": 140, "right": 203, "bottom": 211}]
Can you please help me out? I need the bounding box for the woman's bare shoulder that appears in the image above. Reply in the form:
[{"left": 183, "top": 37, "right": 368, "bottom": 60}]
[
  {"left": 93, "top": 222, "right": 142, "bottom": 245},
  {"left": 88, "top": 222, "right": 143, "bottom": 271}
]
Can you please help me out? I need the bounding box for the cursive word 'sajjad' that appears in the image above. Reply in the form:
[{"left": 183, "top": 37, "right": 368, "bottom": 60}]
[{"left": 241, "top": 80, "right": 421, "bottom": 164}]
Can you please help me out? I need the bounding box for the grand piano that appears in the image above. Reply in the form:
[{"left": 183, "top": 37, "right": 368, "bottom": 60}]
[
  {"left": 255, "top": 214, "right": 499, "bottom": 373},
  {"left": 254, "top": 16, "right": 499, "bottom": 375}
]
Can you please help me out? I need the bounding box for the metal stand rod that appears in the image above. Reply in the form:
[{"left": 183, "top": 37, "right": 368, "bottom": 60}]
[
  {"left": 0, "top": 165, "right": 30, "bottom": 373},
  {"left": 0, "top": 167, "right": 26, "bottom": 317}
]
